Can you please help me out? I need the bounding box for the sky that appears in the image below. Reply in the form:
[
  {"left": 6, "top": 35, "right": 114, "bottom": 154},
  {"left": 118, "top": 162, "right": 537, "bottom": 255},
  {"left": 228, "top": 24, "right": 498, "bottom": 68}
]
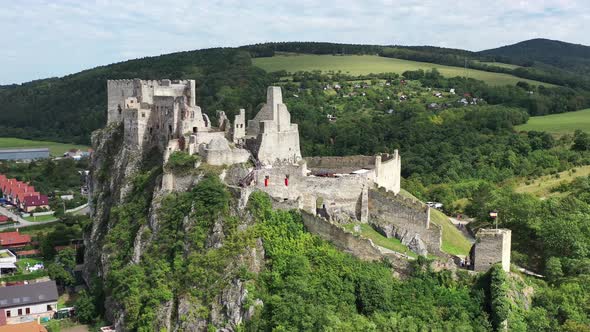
[{"left": 1, "top": 0, "right": 589, "bottom": 85}]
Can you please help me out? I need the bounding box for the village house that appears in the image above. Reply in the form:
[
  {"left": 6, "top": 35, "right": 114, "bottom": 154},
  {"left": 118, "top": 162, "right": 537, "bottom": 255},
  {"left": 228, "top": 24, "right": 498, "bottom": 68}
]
[
  {"left": 0, "top": 175, "right": 49, "bottom": 213},
  {"left": 63, "top": 149, "right": 91, "bottom": 161},
  {"left": 0, "top": 281, "right": 58, "bottom": 325},
  {"left": 0, "top": 250, "right": 17, "bottom": 275},
  {"left": 0, "top": 232, "right": 31, "bottom": 249}
]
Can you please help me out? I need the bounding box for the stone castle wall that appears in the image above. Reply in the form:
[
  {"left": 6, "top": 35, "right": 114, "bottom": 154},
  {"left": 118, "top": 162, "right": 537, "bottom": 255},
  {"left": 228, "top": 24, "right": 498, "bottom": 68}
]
[
  {"left": 252, "top": 164, "right": 370, "bottom": 221},
  {"left": 369, "top": 189, "right": 442, "bottom": 255},
  {"left": 304, "top": 155, "right": 376, "bottom": 173},
  {"left": 300, "top": 212, "right": 412, "bottom": 274}
]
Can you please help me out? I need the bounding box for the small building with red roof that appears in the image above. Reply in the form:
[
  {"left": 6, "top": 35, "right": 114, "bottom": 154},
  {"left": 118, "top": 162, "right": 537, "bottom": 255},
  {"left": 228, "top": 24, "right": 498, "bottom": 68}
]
[{"left": 0, "top": 231, "right": 31, "bottom": 249}]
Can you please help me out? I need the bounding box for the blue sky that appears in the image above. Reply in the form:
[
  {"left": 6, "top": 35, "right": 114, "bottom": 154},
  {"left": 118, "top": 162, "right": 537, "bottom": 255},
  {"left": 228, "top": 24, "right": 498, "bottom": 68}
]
[{"left": 1, "top": 0, "right": 589, "bottom": 84}]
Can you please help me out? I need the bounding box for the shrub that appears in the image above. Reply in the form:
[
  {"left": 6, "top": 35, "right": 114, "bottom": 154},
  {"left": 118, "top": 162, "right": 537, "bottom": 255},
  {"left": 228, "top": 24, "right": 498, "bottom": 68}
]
[{"left": 165, "top": 151, "right": 198, "bottom": 173}]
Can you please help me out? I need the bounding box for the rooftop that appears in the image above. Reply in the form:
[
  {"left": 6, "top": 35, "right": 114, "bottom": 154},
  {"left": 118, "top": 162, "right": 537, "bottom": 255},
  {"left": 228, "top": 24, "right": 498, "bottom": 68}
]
[{"left": 0, "top": 280, "right": 58, "bottom": 309}]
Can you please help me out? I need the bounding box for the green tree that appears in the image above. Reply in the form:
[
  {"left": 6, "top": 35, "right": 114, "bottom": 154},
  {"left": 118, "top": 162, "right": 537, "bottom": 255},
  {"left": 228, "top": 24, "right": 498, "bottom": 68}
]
[
  {"left": 573, "top": 129, "right": 590, "bottom": 151},
  {"left": 75, "top": 290, "right": 97, "bottom": 324}
]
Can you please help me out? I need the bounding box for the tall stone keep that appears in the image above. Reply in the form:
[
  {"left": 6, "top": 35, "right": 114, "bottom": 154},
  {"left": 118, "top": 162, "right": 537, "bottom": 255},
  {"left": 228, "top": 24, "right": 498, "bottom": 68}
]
[
  {"left": 246, "top": 87, "right": 302, "bottom": 165},
  {"left": 470, "top": 228, "right": 511, "bottom": 272}
]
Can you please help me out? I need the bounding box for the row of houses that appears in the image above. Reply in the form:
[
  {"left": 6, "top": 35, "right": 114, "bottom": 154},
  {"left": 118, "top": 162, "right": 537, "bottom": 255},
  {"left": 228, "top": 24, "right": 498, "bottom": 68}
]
[{"left": 0, "top": 176, "right": 49, "bottom": 213}]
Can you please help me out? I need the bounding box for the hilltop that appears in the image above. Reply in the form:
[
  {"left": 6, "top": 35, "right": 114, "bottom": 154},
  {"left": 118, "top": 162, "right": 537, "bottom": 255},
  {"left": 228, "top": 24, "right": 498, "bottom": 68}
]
[
  {"left": 1, "top": 39, "right": 590, "bottom": 146},
  {"left": 479, "top": 38, "right": 590, "bottom": 74}
]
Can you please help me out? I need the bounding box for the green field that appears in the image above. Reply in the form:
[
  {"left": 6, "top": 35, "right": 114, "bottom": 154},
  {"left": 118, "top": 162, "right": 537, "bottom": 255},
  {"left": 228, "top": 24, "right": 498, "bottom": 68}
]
[
  {"left": 516, "top": 108, "right": 590, "bottom": 134},
  {"left": 472, "top": 60, "right": 521, "bottom": 70},
  {"left": 0, "top": 137, "right": 88, "bottom": 156},
  {"left": 23, "top": 214, "right": 58, "bottom": 222},
  {"left": 253, "top": 54, "right": 551, "bottom": 86}
]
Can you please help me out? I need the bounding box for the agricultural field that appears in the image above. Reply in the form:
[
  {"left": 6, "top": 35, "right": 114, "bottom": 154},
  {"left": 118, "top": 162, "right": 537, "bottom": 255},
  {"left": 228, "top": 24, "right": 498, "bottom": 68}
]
[
  {"left": 472, "top": 60, "right": 521, "bottom": 70},
  {"left": 253, "top": 54, "right": 550, "bottom": 86},
  {"left": 0, "top": 137, "right": 89, "bottom": 156},
  {"left": 516, "top": 108, "right": 590, "bottom": 134}
]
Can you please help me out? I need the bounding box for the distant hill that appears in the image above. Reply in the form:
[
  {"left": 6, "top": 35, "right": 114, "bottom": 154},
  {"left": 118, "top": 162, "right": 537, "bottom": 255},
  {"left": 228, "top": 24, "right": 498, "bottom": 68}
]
[
  {"left": 479, "top": 38, "right": 590, "bottom": 74},
  {"left": 1, "top": 39, "right": 590, "bottom": 145}
]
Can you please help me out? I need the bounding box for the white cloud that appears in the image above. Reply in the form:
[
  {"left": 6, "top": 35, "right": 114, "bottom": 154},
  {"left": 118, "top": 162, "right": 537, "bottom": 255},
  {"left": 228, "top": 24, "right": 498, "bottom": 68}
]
[{"left": 1, "top": 0, "right": 589, "bottom": 84}]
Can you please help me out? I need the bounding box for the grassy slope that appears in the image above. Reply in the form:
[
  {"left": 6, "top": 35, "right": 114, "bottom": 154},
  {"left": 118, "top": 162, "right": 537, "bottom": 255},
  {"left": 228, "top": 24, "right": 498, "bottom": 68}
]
[
  {"left": 253, "top": 54, "right": 551, "bottom": 86},
  {"left": 472, "top": 60, "right": 521, "bottom": 70},
  {"left": 398, "top": 189, "right": 472, "bottom": 256},
  {"left": 343, "top": 223, "right": 417, "bottom": 258},
  {"left": 514, "top": 165, "right": 590, "bottom": 197},
  {"left": 0, "top": 137, "right": 89, "bottom": 156},
  {"left": 516, "top": 108, "right": 590, "bottom": 134}
]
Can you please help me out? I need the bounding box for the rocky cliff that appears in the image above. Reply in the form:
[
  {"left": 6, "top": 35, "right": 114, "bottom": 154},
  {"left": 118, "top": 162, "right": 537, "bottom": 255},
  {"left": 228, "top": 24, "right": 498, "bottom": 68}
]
[{"left": 83, "top": 124, "right": 264, "bottom": 331}]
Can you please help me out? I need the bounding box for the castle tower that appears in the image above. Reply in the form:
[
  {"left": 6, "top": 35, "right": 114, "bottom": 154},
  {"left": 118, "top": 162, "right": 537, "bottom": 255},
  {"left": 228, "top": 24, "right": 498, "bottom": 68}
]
[
  {"left": 470, "top": 229, "right": 511, "bottom": 272},
  {"left": 246, "top": 86, "right": 302, "bottom": 165},
  {"left": 233, "top": 109, "right": 246, "bottom": 143},
  {"left": 373, "top": 150, "right": 401, "bottom": 195}
]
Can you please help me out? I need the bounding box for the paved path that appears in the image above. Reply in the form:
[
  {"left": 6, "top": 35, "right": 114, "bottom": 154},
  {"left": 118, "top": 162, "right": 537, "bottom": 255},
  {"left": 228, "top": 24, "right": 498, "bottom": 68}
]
[
  {"left": 449, "top": 217, "right": 476, "bottom": 242},
  {"left": 0, "top": 206, "right": 60, "bottom": 228}
]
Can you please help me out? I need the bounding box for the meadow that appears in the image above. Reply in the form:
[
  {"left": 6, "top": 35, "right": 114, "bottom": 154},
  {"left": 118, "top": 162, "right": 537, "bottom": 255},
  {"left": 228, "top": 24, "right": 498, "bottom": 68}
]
[
  {"left": 253, "top": 54, "right": 550, "bottom": 86},
  {"left": 516, "top": 108, "right": 590, "bottom": 134},
  {"left": 0, "top": 137, "right": 89, "bottom": 156},
  {"left": 514, "top": 165, "right": 590, "bottom": 198}
]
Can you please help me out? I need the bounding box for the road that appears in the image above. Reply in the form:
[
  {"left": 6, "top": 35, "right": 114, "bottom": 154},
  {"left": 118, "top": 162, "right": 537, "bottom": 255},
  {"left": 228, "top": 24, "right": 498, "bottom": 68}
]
[{"left": 0, "top": 205, "right": 60, "bottom": 228}]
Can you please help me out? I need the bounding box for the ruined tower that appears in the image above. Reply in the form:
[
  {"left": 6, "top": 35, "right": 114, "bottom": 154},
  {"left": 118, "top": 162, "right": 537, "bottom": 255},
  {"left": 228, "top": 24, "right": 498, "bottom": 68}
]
[
  {"left": 470, "top": 228, "right": 511, "bottom": 272},
  {"left": 106, "top": 79, "right": 209, "bottom": 150},
  {"left": 246, "top": 87, "right": 302, "bottom": 165}
]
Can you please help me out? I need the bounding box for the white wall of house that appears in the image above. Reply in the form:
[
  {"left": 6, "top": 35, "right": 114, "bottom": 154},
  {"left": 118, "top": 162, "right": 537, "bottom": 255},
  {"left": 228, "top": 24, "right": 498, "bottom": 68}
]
[{"left": 3, "top": 300, "right": 56, "bottom": 320}]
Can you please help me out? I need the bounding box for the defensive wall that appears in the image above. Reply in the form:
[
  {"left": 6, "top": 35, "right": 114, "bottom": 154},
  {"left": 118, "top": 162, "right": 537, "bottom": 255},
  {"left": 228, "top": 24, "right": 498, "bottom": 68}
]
[
  {"left": 252, "top": 163, "right": 369, "bottom": 222},
  {"left": 300, "top": 212, "right": 412, "bottom": 274},
  {"left": 368, "top": 189, "right": 442, "bottom": 256}
]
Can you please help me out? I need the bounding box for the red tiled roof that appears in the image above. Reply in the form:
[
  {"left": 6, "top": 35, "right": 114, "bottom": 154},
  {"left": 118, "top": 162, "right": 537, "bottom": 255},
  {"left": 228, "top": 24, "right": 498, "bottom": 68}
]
[
  {"left": 0, "top": 231, "right": 31, "bottom": 247},
  {"left": 0, "top": 216, "right": 9, "bottom": 223},
  {"left": 22, "top": 195, "right": 49, "bottom": 208}
]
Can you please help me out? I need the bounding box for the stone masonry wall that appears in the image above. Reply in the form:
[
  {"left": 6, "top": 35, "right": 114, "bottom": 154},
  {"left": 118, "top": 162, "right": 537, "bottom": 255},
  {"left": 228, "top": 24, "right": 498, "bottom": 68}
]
[
  {"left": 300, "top": 212, "right": 412, "bottom": 275},
  {"left": 369, "top": 189, "right": 442, "bottom": 255},
  {"left": 253, "top": 164, "right": 369, "bottom": 222},
  {"left": 471, "top": 229, "right": 511, "bottom": 272}
]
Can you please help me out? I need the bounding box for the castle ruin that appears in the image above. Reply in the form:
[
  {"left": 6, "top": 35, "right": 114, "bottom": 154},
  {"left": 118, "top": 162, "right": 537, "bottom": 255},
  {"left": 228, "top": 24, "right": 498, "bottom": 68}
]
[{"left": 107, "top": 79, "right": 510, "bottom": 269}]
